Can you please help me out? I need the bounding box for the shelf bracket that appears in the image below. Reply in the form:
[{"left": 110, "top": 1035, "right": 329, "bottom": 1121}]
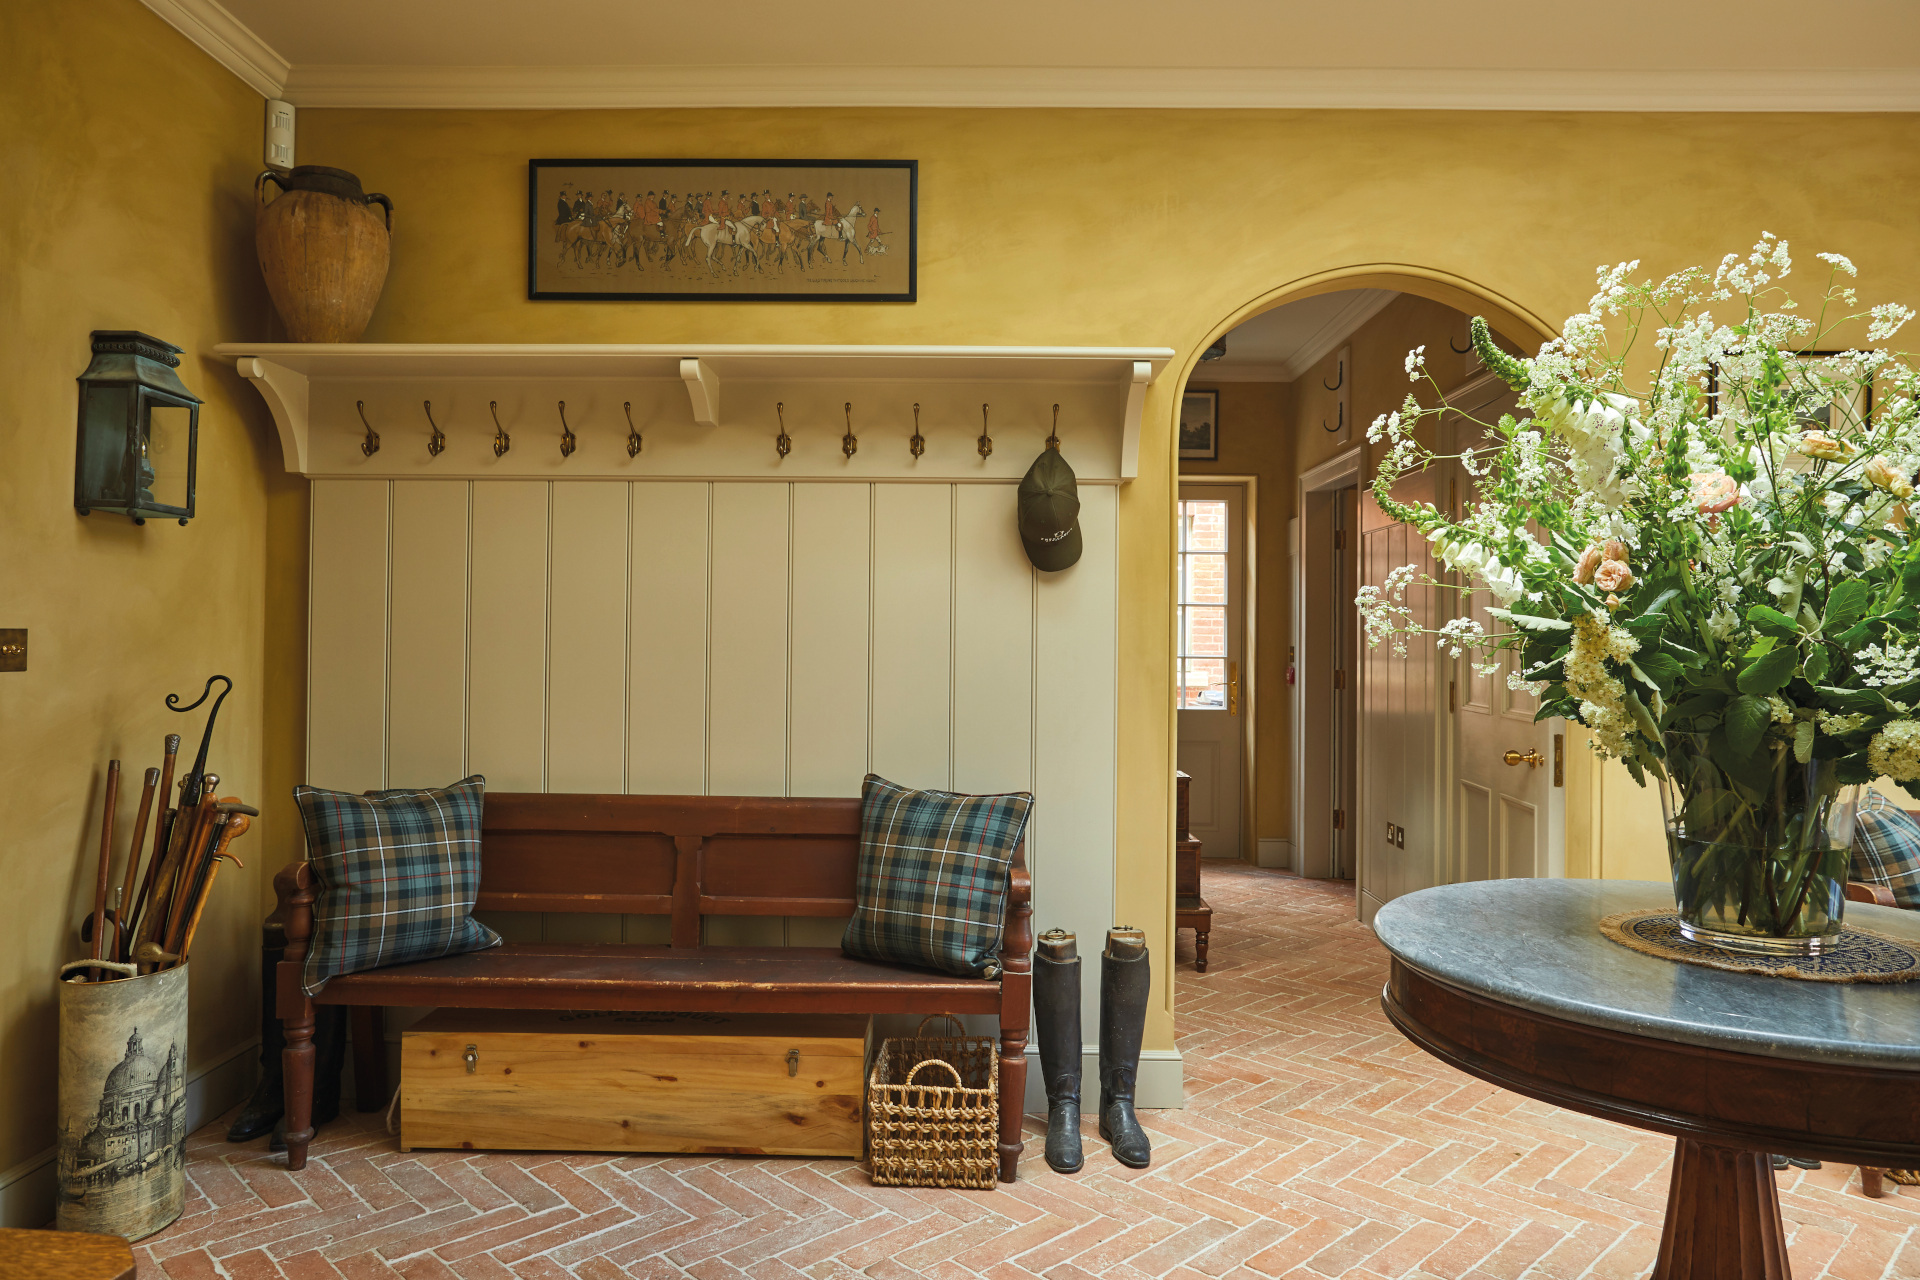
[
  {"left": 1119, "top": 360, "right": 1152, "bottom": 482},
  {"left": 680, "top": 357, "right": 720, "bottom": 428},
  {"left": 236, "top": 357, "right": 310, "bottom": 474}
]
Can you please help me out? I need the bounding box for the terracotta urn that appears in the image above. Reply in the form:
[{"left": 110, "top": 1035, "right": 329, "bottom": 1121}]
[{"left": 255, "top": 166, "right": 393, "bottom": 343}]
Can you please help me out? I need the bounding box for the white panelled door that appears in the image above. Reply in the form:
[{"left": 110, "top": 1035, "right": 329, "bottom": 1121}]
[{"left": 1176, "top": 484, "right": 1245, "bottom": 860}]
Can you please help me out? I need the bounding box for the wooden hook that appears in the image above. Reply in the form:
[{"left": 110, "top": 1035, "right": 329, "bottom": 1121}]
[
  {"left": 424, "top": 400, "right": 446, "bottom": 457},
  {"left": 624, "top": 401, "right": 641, "bottom": 457},
  {"left": 356, "top": 401, "right": 380, "bottom": 457},
  {"left": 776, "top": 402, "right": 791, "bottom": 458},
  {"left": 977, "top": 403, "right": 993, "bottom": 459},
  {"left": 558, "top": 400, "right": 576, "bottom": 458},
  {"left": 489, "top": 401, "right": 511, "bottom": 457},
  {"left": 1047, "top": 403, "right": 1061, "bottom": 451},
  {"left": 842, "top": 402, "right": 857, "bottom": 459},
  {"left": 910, "top": 403, "right": 925, "bottom": 458}
]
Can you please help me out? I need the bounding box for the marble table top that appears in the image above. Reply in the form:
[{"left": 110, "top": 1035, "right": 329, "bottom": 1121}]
[{"left": 1372, "top": 879, "right": 1920, "bottom": 1070}]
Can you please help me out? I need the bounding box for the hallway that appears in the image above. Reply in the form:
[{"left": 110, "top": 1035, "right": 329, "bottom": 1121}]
[{"left": 135, "top": 867, "right": 1919, "bottom": 1278}]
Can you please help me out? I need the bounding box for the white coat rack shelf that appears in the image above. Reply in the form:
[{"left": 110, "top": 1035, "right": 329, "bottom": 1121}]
[{"left": 214, "top": 343, "right": 1176, "bottom": 483}]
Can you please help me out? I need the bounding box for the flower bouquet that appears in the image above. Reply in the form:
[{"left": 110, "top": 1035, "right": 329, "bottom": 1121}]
[{"left": 1358, "top": 236, "right": 1919, "bottom": 953}]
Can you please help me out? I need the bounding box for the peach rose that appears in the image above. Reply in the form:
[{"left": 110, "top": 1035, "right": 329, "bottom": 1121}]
[
  {"left": 1573, "top": 546, "right": 1605, "bottom": 584},
  {"left": 1892, "top": 503, "right": 1911, "bottom": 532},
  {"left": 1863, "top": 455, "right": 1916, "bottom": 500},
  {"left": 1797, "top": 430, "right": 1857, "bottom": 462},
  {"left": 1604, "top": 539, "right": 1632, "bottom": 562},
  {"left": 1689, "top": 472, "right": 1740, "bottom": 514},
  {"left": 1594, "top": 559, "right": 1635, "bottom": 593},
  {"left": 1605, "top": 593, "right": 1622, "bottom": 610}
]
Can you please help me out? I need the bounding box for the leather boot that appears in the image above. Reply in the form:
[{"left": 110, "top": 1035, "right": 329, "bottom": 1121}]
[
  {"left": 1098, "top": 926, "right": 1152, "bottom": 1168},
  {"left": 1033, "top": 928, "right": 1084, "bottom": 1173},
  {"left": 228, "top": 923, "right": 286, "bottom": 1142}
]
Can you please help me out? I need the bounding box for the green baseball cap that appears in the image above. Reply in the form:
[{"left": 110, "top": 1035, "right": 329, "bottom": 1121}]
[{"left": 1018, "top": 446, "right": 1082, "bottom": 572}]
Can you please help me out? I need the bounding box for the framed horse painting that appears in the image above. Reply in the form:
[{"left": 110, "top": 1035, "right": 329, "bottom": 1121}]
[{"left": 529, "top": 158, "right": 917, "bottom": 302}]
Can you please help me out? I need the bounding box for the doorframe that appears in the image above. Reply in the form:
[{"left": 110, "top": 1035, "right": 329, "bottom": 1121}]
[
  {"left": 1293, "top": 447, "right": 1363, "bottom": 879},
  {"left": 1176, "top": 476, "right": 1258, "bottom": 862}
]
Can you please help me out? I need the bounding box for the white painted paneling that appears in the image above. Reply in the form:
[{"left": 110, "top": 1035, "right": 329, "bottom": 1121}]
[
  {"left": 871, "top": 484, "right": 953, "bottom": 790},
  {"left": 468, "top": 482, "right": 549, "bottom": 791},
  {"left": 387, "top": 480, "right": 469, "bottom": 788},
  {"left": 789, "top": 484, "right": 871, "bottom": 797},
  {"left": 628, "top": 482, "right": 709, "bottom": 794},
  {"left": 308, "top": 480, "right": 390, "bottom": 792},
  {"left": 952, "top": 484, "right": 1034, "bottom": 795},
  {"left": 707, "top": 483, "right": 790, "bottom": 794},
  {"left": 548, "top": 481, "right": 629, "bottom": 793}
]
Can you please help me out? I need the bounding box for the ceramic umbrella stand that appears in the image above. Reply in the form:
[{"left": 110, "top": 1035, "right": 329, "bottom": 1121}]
[{"left": 56, "top": 960, "right": 189, "bottom": 1240}]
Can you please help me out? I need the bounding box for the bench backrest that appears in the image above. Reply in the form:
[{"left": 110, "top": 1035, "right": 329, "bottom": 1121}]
[{"left": 478, "top": 792, "right": 1026, "bottom": 948}]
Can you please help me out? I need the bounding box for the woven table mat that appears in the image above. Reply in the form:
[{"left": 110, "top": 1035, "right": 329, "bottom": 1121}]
[{"left": 1598, "top": 911, "right": 1920, "bottom": 983}]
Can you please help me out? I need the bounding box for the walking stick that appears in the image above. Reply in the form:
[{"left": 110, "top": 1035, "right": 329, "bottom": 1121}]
[
  {"left": 127, "top": 734, "right": 180, "bottom": 949},
  {"left": 113, "top": 767, "right": 160, "bottom": 963},
  {"left": 88, "top": 761, "right": 122, "bottom": 981},
  {"left": 177, "top": 814, "right": 250, "bottom": 964}
]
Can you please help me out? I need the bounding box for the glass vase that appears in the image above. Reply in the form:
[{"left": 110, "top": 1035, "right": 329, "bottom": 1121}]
[{"left": 1657, "top": 732, "right": 1864, "bottom": 954}]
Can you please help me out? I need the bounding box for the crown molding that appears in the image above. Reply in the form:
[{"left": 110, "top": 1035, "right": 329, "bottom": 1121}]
[
  {"left": 139, "top": 0, "right": 289, "bottom": 98},
  {"left": 1275, "top": 289, "right": 1401, "bottom": 381},
  {"left": 279, "top": 64, "right": 1920, "bottom": 112}
]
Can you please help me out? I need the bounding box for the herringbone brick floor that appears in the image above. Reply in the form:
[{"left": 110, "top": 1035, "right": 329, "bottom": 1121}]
[{"left": 136, "top": 866, "right": 1920, "bottom": 1278}]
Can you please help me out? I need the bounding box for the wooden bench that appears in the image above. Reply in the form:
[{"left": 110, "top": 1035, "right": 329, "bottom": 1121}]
[{"left": 275, "top": 793, "right": 1033, "bottom": 1180}]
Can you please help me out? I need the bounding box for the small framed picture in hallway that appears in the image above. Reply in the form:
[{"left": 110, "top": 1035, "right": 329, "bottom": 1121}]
[
  {"left": 528, "top": 158, "right": 917, "bottom": 301},
  {"left": 1180, "top": 389, "right": 1219, "bottom": 461}
]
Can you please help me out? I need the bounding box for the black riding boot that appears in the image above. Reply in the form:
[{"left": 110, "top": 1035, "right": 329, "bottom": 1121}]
[
  {"left": 1098, "top": 926, "right": 1152, "bottom": 1169},
  {"left": 1033, "top": 928, "right": 1084, "bottom": 1173},
  {"left": 228, "top": 923, "right": 286, "bottom": 1142}
]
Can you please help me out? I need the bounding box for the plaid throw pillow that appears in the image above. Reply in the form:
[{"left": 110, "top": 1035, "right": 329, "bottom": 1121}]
[
  {"left": 842, "top": 774, "right": 1032, "bottom": 979},
  {"left": 295, "top": 775, "right": 501, "bottom": 995},
  {"left": 1852, "top": 791, "right": 1920, "bottom": 910}
]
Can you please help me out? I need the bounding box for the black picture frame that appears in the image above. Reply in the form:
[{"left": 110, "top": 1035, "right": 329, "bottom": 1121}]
[
  {"left": 1180, "top": 389, "right": 1219, "bottom": 461},
  {"left": 528, "top": 158, "right": 917, "bottom": 303}
]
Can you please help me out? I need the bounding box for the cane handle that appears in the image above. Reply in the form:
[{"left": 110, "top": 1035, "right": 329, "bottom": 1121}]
[{"left": 61, "top": 960, "right": 137, "bottom": 982}]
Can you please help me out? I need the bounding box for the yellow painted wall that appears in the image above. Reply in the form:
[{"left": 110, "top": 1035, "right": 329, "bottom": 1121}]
[{"left": 0, "top": 1, "right": 272, "bottom": 1185}]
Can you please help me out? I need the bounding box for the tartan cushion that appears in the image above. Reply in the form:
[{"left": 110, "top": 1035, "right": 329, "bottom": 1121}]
[
  {"left": 841, "top": 774, "right": 1032, "bottom": 979},
  {"left": 295, "top": 775, "right": 501, "bottom": 995},
  {"left": 1852, "top": 792, "right": 1920, "bottom": 911}
]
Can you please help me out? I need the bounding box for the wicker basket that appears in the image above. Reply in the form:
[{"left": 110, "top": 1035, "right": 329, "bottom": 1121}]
[{"left": 867, "top": 1015, "right": 999, "bottom": 1189}]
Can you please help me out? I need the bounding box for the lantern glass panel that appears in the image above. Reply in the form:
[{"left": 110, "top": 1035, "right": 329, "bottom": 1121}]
[{"left": 145, "top": 403, "right": 192, "bottom": 511}]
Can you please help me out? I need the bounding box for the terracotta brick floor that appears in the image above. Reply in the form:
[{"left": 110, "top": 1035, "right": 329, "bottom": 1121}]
[{"left": 138, "top": 865, "right": 1920, "bottom": 1278}]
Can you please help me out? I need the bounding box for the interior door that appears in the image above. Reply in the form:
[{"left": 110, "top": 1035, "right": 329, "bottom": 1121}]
[{"left": 1177, "top": 485, "right": 1245, "bottom": 861}]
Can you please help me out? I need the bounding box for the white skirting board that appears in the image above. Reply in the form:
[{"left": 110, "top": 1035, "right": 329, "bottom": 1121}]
[
  {"left": 1257, "top": 838, "right": 1293, "bottom": 870},
  {"left": 1022, "top": 1047, "right": 1183, "bottom": 1112},
  {"left": 0, "top": 1037, "right": 258, "bottom": 1229}
]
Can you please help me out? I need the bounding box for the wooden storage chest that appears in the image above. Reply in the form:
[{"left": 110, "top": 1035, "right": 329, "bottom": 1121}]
[{"left": 401, "top": 1009, "right": 871, "bottom": 1157}]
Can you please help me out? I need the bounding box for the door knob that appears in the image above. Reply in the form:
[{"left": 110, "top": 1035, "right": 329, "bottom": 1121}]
[
  {"left": 1502, "top": 749, "right": 1545, "bottom": 769},
  {"left": 1228, "top": 661, "right": 1239, "bottom": 715}
]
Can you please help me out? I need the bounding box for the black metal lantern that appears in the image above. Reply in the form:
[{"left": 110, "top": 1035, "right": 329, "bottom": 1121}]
[{"left": 74, "top": 331, "right": 201, "bottom": 525}]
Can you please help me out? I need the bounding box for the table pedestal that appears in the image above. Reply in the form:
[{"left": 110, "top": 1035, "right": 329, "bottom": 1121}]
[{"left": 1655, "top": 1139, "right": 1788, "bottom": 1280}]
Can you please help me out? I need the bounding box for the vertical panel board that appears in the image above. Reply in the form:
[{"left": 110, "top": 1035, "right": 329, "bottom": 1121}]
[
  {"left": 387, "top": 481, "right": 469, "bottom": 788},
  {"left": 952, "top": 484, "right": 1034, "bottom": 795},
  {"left": 870, "top": 484, "right": 953, "bottom": 790},
  {"left": 308, "top": 480, "right": 390, "bottom": 792},
  {"left": 708, "top": 483, "right": 790, "bottom": 795},
  {"left": 1034, "top": 485, "right": 1118, "bottom": 1022},
  {"left": 548, "top": 482, "right": 629, "bottom": 794},
  {"left": 628, "top": 482, "right": 710, "bottom": 795},
  {"left": 788, "top": 484, "right": 871, "bottom": 798},
  {"left": 468, "top": 482, "right": 550, "bottom": 792}
]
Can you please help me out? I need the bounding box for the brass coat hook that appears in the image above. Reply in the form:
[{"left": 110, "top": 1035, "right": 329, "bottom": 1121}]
[
  {"left": 1322, "top": 359, "right": 1345, "bottom": 392},
  {"left": 558, "top": 400, "right": 576, "bottom": 458},
  {"left": 977, "top": 403, "right": 993, "bottom": 459},
  {"left": 424, "top": 400, "right": 445, "bottom": 457},
  {"left": 489, "top": 400, "right": 511, "bottom": 457},
  {"left": 624, "top": 401, "right": 642, "bottom": 457},
  {"left": 356, "top": 401, "right": 380, "bottom": 457},
  {"left": 776, "top": 402, "right": 791, "bottom": 458},
  {"left": 842, "top": 402, "right": 857, "bottom": 459},
  {"left": 909, "top": 403, "right": 924, "bottom": 458},
  {"left": 1046, "top": 403, "right": 1061, "bottom": 451}
]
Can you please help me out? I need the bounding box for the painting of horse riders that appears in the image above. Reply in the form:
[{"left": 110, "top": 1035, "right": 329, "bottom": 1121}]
[{"left": 528, "top": 158, "right": 916, "bottom": 301}]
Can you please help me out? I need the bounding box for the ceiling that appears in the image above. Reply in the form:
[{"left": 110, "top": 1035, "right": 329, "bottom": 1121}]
[
  {"left": 1196, "top": 290, "right": 1399, "bottom": 383},
  {"left": 147, "top": 0, "right": 1920, "bottom": 109}
]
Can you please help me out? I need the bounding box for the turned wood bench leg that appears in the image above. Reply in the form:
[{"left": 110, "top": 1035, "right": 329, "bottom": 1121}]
[
  {"left": 275, "top": 861, "right": 319, "bottom": 1170},
  {"left": 1861, "top": 1167, "right": 1886, "bottom": 1199},
  {"left": 1195, "top": 927, "right": 1210, "bottom": 973}
]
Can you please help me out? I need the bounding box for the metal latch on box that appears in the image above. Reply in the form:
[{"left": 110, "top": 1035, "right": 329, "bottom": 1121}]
[
  {"left": 786, "top": 1049, "right": 799, "bottom": 1077},
  {"left": 464, "top": 1044, "right": 478, "bottom": 1074}
]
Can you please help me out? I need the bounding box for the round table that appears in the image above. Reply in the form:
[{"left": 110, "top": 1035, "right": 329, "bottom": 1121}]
[{"left": 1372, "top": 880, "right": 1920, "bottom": 1280}]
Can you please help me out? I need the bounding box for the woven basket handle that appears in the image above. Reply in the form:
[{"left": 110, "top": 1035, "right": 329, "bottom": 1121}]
[
  {"left": 915, "top": 1013, "right": 965, "bottom": 1038},
  {"left": 903, "top": 1058, "right": 964, "bottom": 1088}
]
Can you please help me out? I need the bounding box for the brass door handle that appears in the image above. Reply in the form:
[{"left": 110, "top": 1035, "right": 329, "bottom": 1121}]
[
  {"left": 1228, "top": 661, "right": 1239, "bottom": 715},
  {"left": 1503, "top": 749, "right": 1545, "bottom": 769}
]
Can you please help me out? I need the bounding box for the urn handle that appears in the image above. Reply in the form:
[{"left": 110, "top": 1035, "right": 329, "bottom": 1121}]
[
  {"left": 255, "top": 169, "right": 288, "bottom": 206},
  {"left": 365, "top": 192, "right": 393, "bottom": 230}
]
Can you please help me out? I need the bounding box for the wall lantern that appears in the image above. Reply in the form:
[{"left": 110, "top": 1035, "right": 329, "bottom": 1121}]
[{"left": 74, "top": 331, "right": 201, "bottom": 525}]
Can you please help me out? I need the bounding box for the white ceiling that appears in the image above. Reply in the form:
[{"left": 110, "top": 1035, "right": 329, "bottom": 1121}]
[
  {"left": 146, "top": 0, "right": 1920, "bottom": 109},
  {"left": 1196, "top": 290, "right": 1399, "bottom": 383}
]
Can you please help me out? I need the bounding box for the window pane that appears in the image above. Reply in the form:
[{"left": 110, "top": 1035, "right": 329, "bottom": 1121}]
[
  {"left": 1181, "top": 658, "right": 1227, "bottom": 709},
  {"left": 1183, "top": 500, "right": 1228, "bottom": 553},
  {"left": 1183, "top": 552, "right": 1226, "bottom": 606},
  {"left": 1184, "top": 606, "right": 1226, "bottom": 657}
]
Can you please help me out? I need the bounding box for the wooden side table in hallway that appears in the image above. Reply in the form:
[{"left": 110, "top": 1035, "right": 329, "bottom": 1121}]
[{"left": 1373, "top": 880, "right": 1920, "bottom": 1280}]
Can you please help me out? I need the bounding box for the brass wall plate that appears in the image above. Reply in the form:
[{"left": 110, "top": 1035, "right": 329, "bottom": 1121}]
[{"left": 0, "top": 629, "right": 24, "bottom": 672}]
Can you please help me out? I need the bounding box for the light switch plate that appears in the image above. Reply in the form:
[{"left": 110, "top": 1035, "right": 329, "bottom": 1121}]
[{"left": 0, "top": 629, "right": 24, "bottom": 672}]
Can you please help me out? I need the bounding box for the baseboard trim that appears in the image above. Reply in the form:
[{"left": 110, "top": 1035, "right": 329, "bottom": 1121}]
[
  {"left": 1021, "top": 1047, "right": 1182, "bottom": 1113},
  {"left": 1256, "top": 838, "right": 1293, "bottom": 870},
  {"left": 0, "top": 1037, "right": 258, "bottom": 1229}
]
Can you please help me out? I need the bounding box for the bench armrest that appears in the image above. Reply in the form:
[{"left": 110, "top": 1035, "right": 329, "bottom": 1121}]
[{"left": 1846, "top": 880, "right": 1899, "bottom": 908}]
